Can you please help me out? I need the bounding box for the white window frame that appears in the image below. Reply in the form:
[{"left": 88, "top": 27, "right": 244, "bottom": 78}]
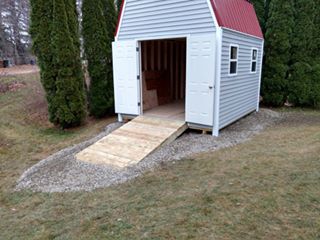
[
  {"left": 228, "top": 44, "right": 239, "bottom": 76},
  {"left": 250, "top": 48, "right": 258, "bottom": 73}
]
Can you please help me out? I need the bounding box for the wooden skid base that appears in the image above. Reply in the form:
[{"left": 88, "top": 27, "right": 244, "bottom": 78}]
[
  {"left": 76, "top": 116, "right": 187, "bottom": 168},
  {"left": 188, "top": 123, "right": 213, "bottom": 134}
]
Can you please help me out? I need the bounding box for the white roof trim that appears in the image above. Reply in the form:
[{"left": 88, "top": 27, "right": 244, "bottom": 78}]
[
  {"left": 115, "top": 0, "right": 127, "bottom": 41},
  {"left": 206, "top": 0, "right": 220, "bottom": 30},
  {"left": 222, "top": 27, "right": 264, "bottom": 40}
]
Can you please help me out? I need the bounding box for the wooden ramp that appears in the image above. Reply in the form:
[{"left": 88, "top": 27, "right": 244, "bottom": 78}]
[{"left": 76, "top": 116, "right": 188, "bottom": 168}]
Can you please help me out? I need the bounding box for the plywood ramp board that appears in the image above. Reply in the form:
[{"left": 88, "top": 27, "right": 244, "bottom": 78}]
[{"left": 76, "top": 116, "right": 188, "bottom": 168}]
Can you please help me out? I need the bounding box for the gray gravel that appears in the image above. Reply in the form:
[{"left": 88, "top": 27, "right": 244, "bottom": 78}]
[{"left": 16, "top": 109, "right": 281, "bottom": 193}]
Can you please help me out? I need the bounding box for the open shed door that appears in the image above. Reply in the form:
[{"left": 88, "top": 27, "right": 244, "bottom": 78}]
[
  {"left": 112, "top": 40, "right": 140, "bottom": 115},
  {"left": 186, "top": 34, "right": 216, "bottom": 126}
]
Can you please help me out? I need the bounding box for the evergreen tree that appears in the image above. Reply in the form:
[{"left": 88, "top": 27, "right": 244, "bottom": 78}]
[
  {"left": 65, "top": 0, "right": 81, "bottom": 51},
  {"left": 103, "top": 0, "right": 117, "bottom": 40},
  {"left": 82, "top": 0, "right": 116, "bottom": 117},
  {"left": 310, "top": 65, "right": 320, "bottom": 108},
  {"left": 290, "top": 0, "right": 315, "bottom": 63},
  {"left": 262, "top": 0, "right": 294, "bottom": 106},
  {"left": 30, "top": 0, "right": 58, "bottom": 122},
  {"left": 117, "top": 0, "right": 122, "bottom": 16},
  {"left": 313, "top": 0, "right": 320, "bottom": 54},
  {"left": 311, "top": 0, "right": 320, "bottom": 108},
  {"left": 50, "top": 0, "right": 86, "bottom": 128},
  {"left": 31, "top": 0, "right": 86, "bottom": 128},
  {"left": 288, "top": 0, "right": 317, "bottom": 107},
  {"left": 263, "top": 0, "right": 272, "bottom": 32},
  {"left": 250, "top": 0, "right": 265, "bottom": 32},
  {"left": 65, "top": 0, "right": 87, "bottom": 105}
]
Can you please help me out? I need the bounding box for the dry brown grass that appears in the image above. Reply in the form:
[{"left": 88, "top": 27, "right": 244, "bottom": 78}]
[
  {"left": 0, "top": 73, "right": 116, "bottom": 192},
  {"left": 0, "top": 65, "right": 39, "bottom": 77},
  {"left": 0, "top": 72, "right": 320, "bottom": 239}
]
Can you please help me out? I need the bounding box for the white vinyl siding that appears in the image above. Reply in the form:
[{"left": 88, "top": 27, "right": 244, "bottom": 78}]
[
  {"left": 219, "top": 29, "right": 263, "bottom": 129},
  {"left": 118, "top": 0, "right": 216, "bottom": 40}
]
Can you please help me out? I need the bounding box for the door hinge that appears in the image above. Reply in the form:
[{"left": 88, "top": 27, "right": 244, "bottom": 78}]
[
  {"left": 138, "top": 102, "right": 141, "bottom": 107},
  {"left": 137, "top": 75, "right": 140, "bottom": 80},
  {"left": 136, "top": 47, "right": 139, "bottom": 52}
]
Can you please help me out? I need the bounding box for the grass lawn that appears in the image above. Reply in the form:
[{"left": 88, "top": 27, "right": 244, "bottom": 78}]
[{"left": 1, "top": 73, "right": 320, "bottom": 239}]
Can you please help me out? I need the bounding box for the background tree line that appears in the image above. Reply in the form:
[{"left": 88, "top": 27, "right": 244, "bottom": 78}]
[
  {"left": 0, "top": 0, "right": 32, "bottom": 64},
  {"left": 251, "top": 0, "right": 320, "bottom": 108}
]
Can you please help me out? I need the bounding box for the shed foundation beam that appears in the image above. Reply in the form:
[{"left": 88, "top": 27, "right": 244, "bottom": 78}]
[{"left": 118, "top": 114, "right": 123, "bottom": 123}]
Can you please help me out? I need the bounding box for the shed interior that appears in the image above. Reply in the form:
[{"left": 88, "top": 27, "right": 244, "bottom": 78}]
[{"left": 141, "top": 38, "right": 186, "bottom": 121}]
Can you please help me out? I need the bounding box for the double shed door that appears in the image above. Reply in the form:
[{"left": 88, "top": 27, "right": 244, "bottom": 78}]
[{"left": 112, "top": 34, "right": 216, "bottom": 126}]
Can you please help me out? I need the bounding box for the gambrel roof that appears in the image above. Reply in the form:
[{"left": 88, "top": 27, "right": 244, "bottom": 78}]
[{"left": 116, "top": 0, "right": 263, "bottom": 39}]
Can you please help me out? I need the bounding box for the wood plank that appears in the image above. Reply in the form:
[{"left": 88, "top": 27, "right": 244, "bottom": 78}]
[
  {"left": 133, "top": 115, "right": 184, "bottom": 128},
  {"left": 151, "top": 41, "right": 155, "bottom": 70},
  {"left": 143, "top": 101, "right": 185, "bottom": 121},
  {"left": 180, "top": 41, "right": 186, "bottom": 99},
  {"left": 120, "top": 123, "right": 175, "bottom": 139},
  {"left": 157, "top": 40, "right": 161, "bottom": 70},
  {"left": 164, "top": 41, "right": 168, "bottom": 70},
  {"left": 175, "top": 42, "right": 180, "bottom": 99},
  {"left": 100, "top": 134, "right": 160, "bottom": 147},
  {"left": 143, "top": 42, "right": 147, "bottom": 71},
  {"left": 76, "top": 149, "right": 133, "bottom": 168},
  {"left": 89, "top": 143, "right": 152, "bottom": 162},
  {"left": 112, "top": 128, "right": 163, "bottom": 143},
  {"left": 170, "top": 41, "right": 174, "bottom": 99}
]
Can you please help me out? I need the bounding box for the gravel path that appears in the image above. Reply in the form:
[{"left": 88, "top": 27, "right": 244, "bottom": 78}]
[{"left": 16, "top": 109, "right": 281, "bottom": 193}]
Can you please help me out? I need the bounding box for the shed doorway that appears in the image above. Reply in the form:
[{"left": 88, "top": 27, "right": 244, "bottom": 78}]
[{"left": 140, "top": 38, "right": 187, "bottom": 121}]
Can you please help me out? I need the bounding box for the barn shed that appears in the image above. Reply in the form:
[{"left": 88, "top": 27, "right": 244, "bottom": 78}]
[{"left": 112, "top": 0, "right": 264, "bottom": 136}]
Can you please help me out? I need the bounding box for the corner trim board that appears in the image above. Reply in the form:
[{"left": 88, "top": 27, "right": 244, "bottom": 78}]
[
  {"left": 213, "top": 27, "right": 223, "bottom": 137},
  {"left": 256, "top": 40, "right": 264, "bottom": 112}
]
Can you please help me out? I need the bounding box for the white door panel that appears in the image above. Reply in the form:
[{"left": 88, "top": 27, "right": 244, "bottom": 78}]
[
  {"left": 186, "top": 34, "right": 215, "bottom": 126},
  {"left": 112, "top": 41, "right": 140, "bottom": 115}
]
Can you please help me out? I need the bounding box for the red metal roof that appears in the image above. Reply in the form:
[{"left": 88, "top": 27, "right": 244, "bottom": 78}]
[
  {"left": 211, "top": 0, "right": 263, "bottom": 39},
  {"left": 115, "top": 0, "right": 263, "bottom": 39},
  {"left": 115, "top": 0, "right": 125, "bottom": 37}
]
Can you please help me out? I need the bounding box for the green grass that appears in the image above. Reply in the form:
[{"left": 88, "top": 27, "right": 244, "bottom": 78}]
[{"left": 1, "top": 73, "right": 320, "bottom": 239}]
